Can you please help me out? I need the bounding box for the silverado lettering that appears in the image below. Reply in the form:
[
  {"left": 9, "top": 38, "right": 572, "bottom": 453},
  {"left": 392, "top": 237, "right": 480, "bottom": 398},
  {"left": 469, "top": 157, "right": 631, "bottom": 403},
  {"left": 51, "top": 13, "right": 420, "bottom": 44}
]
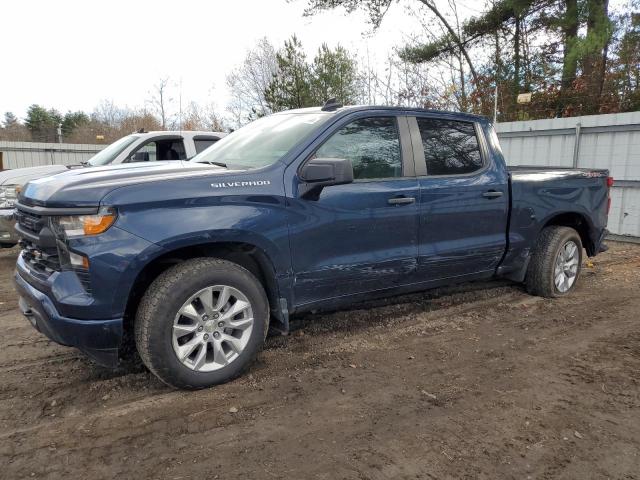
[{"left": 211, "top": 180, "right": 271, "bottom": 188}]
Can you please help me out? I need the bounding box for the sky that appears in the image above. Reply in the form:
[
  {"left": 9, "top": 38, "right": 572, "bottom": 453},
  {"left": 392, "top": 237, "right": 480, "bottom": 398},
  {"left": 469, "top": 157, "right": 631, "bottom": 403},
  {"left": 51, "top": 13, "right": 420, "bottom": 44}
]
[
  {"left": 4, "top": 0, "right": 625, "bottom": 121},
  {"left": 1, "top": 0, "right": 434, "bottom": 120}
]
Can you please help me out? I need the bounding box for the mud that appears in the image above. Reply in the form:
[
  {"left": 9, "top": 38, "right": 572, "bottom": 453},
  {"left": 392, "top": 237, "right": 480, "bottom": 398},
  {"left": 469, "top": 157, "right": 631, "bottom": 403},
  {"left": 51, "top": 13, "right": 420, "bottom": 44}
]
[{"left": 1, "top": 242, "right": 639, "bottom": 479}]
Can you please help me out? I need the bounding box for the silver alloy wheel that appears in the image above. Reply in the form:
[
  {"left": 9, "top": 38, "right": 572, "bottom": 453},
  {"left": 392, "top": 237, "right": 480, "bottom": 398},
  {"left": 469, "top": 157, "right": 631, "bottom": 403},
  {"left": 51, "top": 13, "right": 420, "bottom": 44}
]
[
  {"left": 554, "top": 240, "right": 580, "bottom": 293},
  {"left": 172, "top": 285, "right": 254, "bottom": 372}
]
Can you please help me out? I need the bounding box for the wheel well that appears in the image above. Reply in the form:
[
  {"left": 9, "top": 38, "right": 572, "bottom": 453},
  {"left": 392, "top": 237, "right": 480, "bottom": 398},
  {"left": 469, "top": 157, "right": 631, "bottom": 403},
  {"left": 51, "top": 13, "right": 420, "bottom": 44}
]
[
  {"left": 543, "top": 212, "right": 594, "bottom": 255},
  {"left": 122, "top": 242, "right": 280, "bottom": 338}
]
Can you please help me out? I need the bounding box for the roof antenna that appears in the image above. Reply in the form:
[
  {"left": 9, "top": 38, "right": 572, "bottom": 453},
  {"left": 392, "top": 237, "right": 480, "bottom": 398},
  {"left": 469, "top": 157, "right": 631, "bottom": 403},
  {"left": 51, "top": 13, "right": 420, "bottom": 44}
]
[
  {"left": 178, "top": 77, "right": 183, "bottom": 135},
  {"left": 321, "top": 98, "right": 342, "bottom": 112}
]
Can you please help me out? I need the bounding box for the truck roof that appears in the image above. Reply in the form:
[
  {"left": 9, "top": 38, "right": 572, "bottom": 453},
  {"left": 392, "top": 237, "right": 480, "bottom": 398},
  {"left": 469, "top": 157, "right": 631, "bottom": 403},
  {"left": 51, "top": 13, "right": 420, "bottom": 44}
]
[
  {"left": 277, "top": 105, "right": 488, "bottom": 123},
  {"left": 133, "top": 131, "right": 227, "bottom": 139}
]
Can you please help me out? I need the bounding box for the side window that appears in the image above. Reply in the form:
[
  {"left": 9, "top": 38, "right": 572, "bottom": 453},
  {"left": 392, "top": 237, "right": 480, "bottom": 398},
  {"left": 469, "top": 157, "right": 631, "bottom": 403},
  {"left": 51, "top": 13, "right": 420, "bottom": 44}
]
[
  {"left": 158, "top": 139, "right": 186, "bottom": 161},
  {"left": 129, "top": 139, "right": 187, "bottom": 162},
  {"left": 130, "top": 142, "right": 157, "bottom": 162},
  {"left": 315, "top": 117, "right": 402, "bottom": 180},
  {"left": 194, "top": 138, "right": 219, "bottom": 154},
  {"left": 416, "top": 118, "right": 483, "bottom": 175}
]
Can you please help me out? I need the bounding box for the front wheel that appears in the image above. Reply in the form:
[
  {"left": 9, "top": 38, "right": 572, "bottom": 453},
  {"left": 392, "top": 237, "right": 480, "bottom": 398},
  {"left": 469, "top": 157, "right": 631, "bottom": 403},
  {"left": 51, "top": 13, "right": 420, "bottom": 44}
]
[
  {"left": 134, "top": 258, "right": 269, "bottom": 389},
  {"left": 525, "top": 226, "right": 583, "bottom": 298}
]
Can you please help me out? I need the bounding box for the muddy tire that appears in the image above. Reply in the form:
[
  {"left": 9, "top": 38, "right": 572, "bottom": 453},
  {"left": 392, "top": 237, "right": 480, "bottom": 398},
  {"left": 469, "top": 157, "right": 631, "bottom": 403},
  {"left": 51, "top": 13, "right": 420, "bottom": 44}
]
[
  {"left": 134, "top": 258, "right": 269, "bottom": 390},
  {"left": 526, "top": 226, "right": 583, "bottom": 298}
]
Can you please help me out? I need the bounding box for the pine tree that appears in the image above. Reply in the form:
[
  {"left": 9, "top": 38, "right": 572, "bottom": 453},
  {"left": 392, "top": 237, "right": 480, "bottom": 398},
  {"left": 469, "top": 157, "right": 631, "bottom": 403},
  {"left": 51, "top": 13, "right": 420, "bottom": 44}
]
[
  {"left": 310, "top": 44, "right": 358, "bottom": 105},
  {"left": 264, "top": 36, "right": 313, "bottom": 111},
  {"left": 3, "top": 112, "right": 18, "bottom": 128},
  {"left": 61, "top": 111, "right": 90, "bottom": 138},
  {"left": 25, "top": 104, "right": 62, "bottom": 142}
]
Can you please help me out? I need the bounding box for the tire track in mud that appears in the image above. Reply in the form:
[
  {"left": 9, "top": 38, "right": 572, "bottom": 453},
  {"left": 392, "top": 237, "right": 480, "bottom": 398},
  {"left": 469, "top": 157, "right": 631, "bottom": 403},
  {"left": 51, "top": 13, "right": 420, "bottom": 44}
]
[
  {"left": 0, "top": 271, "right": 597, "bottom": 431},
  {"left": 1, "top": 283, "right": 522, "bottom": 439},
  {"left": 0, "top": 353, "right": 82, "bottom": 374}
]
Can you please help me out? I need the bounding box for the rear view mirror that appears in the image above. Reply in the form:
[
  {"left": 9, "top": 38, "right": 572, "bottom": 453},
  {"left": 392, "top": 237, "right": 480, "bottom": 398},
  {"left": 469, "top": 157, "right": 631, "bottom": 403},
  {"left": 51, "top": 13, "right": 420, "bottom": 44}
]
[{"left": 299, "top": 157, "right": 353, "bottom": 199}]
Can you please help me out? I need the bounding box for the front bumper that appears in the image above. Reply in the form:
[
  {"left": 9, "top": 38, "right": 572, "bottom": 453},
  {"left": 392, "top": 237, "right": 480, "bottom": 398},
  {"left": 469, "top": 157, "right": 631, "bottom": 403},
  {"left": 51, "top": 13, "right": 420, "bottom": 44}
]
[
  {"left": 14, "top": 268, "right": 123, "bottom": 367},
  {"left": 0, "top": 208, "right": 19, "bottom": 246}
]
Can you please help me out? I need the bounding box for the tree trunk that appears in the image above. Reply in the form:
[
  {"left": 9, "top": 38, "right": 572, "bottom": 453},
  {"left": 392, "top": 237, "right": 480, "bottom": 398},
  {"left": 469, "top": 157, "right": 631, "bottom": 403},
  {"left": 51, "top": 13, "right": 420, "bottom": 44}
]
[
  {"left": 494, "top": 28, "right": 501, "bottom": 122},
  {"left": 582, "top": 0, "right": 610, "bottom": 113},
  {"left": 559, "top": 0, "right": 579, "bottom": 116},
  {"left": 522, "top": 21, "right": 532, "bottom": 91},
  {"left": 599, "top": 38, "right": 610, "bottom": 99},
  {"left": 514, "top": 14, "right": 521, "bottom": 93}
]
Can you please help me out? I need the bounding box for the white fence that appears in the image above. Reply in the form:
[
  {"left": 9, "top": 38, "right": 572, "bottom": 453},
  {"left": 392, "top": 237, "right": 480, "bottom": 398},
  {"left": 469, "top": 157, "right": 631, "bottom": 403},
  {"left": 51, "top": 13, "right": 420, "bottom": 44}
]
[
  {"left": 0, "top": 141, "right": 105, "bottom": 169},
  {"left": 496, "top": 111, "right": 640, "bottom": 239}
]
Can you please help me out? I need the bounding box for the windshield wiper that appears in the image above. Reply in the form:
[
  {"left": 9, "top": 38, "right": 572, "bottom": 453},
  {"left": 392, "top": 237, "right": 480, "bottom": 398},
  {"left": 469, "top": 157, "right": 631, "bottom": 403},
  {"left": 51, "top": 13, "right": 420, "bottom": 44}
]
[{"left": 199, "top": 160, "right": 228, "bottom": 168}]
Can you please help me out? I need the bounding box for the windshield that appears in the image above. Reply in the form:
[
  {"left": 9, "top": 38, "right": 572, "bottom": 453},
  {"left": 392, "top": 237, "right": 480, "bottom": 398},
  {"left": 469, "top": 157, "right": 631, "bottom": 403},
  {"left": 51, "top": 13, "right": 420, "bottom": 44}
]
[
  {"left": 87, "top": 135, "right": 139, "bottom": 166},
  {"left": 192, "top": 112, "right": 332, "bottom": 169}
]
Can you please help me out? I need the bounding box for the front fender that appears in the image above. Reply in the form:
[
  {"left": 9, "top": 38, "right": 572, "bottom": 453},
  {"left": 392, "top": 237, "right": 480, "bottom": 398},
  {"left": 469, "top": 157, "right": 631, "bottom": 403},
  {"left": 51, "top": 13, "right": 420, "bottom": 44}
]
[{"left": 114, "top": 201, "right": 291, "bottom": 276}]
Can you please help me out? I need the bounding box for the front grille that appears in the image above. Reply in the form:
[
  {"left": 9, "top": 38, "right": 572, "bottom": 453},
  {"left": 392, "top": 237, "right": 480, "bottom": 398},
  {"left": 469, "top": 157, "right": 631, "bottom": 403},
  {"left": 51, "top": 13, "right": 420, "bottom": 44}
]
[
  {"left": 16, "top": 205, "right": 92, "bottom": 294},
  {"left": 19, "top": 238, "right": 92, "bottom": 292},
  {"left": 20, "top": 239, "right": 61, "bottom": 274},
  {"left": 15, "top": 209, "right": 45, "bottom": 235}
]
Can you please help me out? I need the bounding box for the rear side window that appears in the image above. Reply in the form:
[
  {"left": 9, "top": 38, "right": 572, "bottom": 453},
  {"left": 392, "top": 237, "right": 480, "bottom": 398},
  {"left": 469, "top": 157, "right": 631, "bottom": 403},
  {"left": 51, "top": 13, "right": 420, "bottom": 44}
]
[
  {"left": 315, "top": 117, "right": 402, "bottom": 180},
  {"left": 416, "top": 118, "right": 483, "bottom": 175},
  {"left": 160, "top": 139, "right": 186, "bottom": 160},
  {"left": 194, "top": 138, "right": 218, "bottom": 154}
]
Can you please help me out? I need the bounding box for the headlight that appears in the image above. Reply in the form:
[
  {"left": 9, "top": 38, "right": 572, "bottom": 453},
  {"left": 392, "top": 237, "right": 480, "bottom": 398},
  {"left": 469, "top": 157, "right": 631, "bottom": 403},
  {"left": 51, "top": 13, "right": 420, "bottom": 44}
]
[
  {"left": 51, "top": 206, "right": 117, "bottom": 239},
  {"left": 0, "top": 185, "right": 20, "bottom": 209}
]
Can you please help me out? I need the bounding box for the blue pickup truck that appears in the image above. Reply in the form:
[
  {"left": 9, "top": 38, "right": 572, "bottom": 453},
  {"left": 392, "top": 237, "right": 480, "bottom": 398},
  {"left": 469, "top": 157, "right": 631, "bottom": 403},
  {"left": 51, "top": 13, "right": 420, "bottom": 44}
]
[{"left": 13, "top": 104, "right": 612, "bottom": 389}]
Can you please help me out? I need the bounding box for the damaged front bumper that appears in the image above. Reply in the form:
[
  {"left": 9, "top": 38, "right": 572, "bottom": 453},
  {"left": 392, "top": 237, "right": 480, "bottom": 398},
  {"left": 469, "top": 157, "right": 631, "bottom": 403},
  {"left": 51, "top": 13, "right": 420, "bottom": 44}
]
[{"left": 14, "top": 264, "right": 122, "bottom": 367}]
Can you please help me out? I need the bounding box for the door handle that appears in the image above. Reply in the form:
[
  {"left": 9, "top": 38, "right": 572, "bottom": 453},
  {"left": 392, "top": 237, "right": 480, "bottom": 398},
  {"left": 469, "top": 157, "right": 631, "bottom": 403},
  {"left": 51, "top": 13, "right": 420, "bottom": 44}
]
[
  {"left": 482, "top": 190, "right": 503, "bottom": 199},
  {"left": 388, "top": 196, "right": 415, "bottom": 206}
]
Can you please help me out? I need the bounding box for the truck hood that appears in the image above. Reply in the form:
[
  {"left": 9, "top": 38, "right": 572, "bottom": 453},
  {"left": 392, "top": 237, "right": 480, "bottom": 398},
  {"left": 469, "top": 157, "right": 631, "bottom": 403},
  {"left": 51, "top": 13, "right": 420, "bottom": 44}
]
[
  {"left": 0, "top": 165, "right": 69, "bottom": 186},
  {"left": 20, "top": 161, "right": 232, "bottom": 208}
]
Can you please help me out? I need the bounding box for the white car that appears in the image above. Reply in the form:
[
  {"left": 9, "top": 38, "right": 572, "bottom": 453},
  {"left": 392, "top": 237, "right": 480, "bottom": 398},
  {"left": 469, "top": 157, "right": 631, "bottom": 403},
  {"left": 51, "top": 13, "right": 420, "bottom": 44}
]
[{"left": 0, "top": 130, "right": 226, "bottom": 247}]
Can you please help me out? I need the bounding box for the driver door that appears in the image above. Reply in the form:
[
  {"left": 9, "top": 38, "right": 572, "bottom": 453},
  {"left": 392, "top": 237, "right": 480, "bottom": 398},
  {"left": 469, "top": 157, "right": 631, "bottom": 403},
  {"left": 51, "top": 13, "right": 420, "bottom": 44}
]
[{"left": 287, "top": 115, "right": 420, "bottom": 307}]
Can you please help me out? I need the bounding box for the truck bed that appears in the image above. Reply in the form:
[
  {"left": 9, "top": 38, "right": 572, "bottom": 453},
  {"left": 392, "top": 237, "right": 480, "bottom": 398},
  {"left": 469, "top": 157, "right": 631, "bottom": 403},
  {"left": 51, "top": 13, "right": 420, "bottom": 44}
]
[
  {"left": 508, "top": 164, "right": 609, "bottom": 178},
  {"left": 506, "top": 164, "right": 610, "bottom": 266}
]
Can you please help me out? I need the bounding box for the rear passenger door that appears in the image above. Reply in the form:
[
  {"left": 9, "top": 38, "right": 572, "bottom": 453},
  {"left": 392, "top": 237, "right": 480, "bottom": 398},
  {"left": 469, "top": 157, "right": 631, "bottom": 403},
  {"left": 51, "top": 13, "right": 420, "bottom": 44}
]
[{"left": 410, "top": 116, "right": 509, "bottom": 280}]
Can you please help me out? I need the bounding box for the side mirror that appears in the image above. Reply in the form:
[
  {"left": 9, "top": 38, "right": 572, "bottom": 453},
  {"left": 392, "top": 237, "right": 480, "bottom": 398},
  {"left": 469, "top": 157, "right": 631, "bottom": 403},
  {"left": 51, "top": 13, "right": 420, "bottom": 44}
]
[{"left": 299, "top": 157, "right": 353, "bottom": 199}]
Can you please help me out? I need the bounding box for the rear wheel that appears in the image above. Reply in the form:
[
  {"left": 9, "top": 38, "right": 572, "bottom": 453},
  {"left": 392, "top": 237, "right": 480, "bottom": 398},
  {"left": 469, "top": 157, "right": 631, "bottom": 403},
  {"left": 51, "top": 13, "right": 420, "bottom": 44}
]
[
  {"left": 525, "top": 226, "right": 583, "bottom": 298},
  {"left": 134, "top": 258, "right": 269, "bottom": 389}
]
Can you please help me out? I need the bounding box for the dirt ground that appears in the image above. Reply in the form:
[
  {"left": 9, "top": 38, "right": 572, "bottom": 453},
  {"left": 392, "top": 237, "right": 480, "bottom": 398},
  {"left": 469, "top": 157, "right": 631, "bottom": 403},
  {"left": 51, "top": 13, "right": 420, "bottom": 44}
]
[{"left": 0, "top": 242, "right": 639, "bottom": 480}]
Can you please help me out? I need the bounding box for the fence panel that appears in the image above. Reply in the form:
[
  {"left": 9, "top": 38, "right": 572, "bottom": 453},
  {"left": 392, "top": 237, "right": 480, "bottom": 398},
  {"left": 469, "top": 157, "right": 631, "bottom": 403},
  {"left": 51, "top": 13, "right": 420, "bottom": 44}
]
[{"left": 0, "top": 141, "right": 104, "bottom": 169}]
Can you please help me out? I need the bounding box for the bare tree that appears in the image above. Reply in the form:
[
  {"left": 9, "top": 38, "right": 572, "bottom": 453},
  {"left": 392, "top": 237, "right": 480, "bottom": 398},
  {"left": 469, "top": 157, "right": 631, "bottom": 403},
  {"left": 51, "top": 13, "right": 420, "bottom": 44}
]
[
  {"left": 400, "top": 2, "right": 476, "bottom": 112},
  {"left": 92, "top": 99, "right": 123, "bottom": 127},
  {"left": 353, "top": 51, "right": 447, "bottom": 110},
  {"left": 119, "top": 108, "right": 162, "bottom": 134},
  {"left": 148, "top": 77, "right": 174, "bottom": 130},
  {"left": 226, "top": 38, "right": 278, "bottom": 127},
  {"left": 416, "top": 0, "right": 479, "bottom": 85},
  {"left": 0, "top": 112, "right": 30, "bottom": 141},
  {"left": 182, "top": 101, "right": 226, "bottom": 132}
]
